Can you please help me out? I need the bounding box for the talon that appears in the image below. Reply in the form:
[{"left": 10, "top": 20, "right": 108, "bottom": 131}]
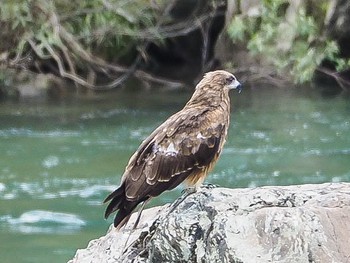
[
  {"left": 181, "top": 187, "right": 197, "bottom": 194},
  {"left": 168, "top": 187, "right": 197, "bottom": 214},
  {"left": 201, "top": 183, "right": 219, "bottom": 189}
]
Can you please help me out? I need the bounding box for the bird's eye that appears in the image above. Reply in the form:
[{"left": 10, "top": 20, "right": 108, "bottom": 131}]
[{"left": 226, "top": 76, "right": 235, "bottom": 84}]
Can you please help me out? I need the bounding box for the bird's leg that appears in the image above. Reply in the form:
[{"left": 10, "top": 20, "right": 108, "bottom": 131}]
[
  {"left": 181, "top": 186, "right": 197, "bottom": 194},
  {"left": 122, "top": 199, "right": 150, "bottom": 253},
  {"left": 132, "top": 199, "right": 149, "bottom": 230},
  {"left": 168, "top": 186, "right": 197, "bottom": 215}
]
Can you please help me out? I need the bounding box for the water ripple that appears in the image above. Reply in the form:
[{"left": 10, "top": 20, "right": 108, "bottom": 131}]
[
  {"left": 0, "top": 128, "right": 81, "bottom": 138},
  {"left": 0, "top": 210, "right": 86, "bottom": 234},
  {"left": 303, "top": 148, "right": 350, "bottom": 156},
  {"left": 224, "top": 146, "right": 285, "bottom": 155},
  {"left": 42, "top": 156, "right": 60, "bottom": 168},
  {"left": 0, "top": 181, "right": 116, "bottom": 201},
  {"left": 0, "top": 183, "right": 6, "bottom": 192},
  {"left": 58, "top": 185, "right": 116, "bottom": 198}
]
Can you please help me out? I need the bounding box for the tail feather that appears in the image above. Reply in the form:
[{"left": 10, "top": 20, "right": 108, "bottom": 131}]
[
  {"left": 104, "top": 184, "right": 136, "bottom": 229},
  {"left": 114, "top": 208, "right": 134, "bottom": 229},
  {"left": 104, "top": 183, "right": 150, "bottom": 229},
  {"left": 104, "top": 184, "right": 125, "bottom": 220},
  {"left": 113, "top": 198, "right": 149, "bottom": 229},
  {"left": 103, "top": 186, "right": 124, "bottom": 203},
  {"left": 104, "top": 196, "right": 122, "bottom": 219}
]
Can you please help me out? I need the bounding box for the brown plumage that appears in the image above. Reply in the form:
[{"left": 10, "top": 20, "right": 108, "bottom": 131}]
[{"left": 104, "top": 70, "right": 241, "bottom": 229}]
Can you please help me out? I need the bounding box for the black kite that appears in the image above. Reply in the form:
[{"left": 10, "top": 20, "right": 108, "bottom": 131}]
[{"left": 104, "top": 70, "right": 241, "bottom": 229}]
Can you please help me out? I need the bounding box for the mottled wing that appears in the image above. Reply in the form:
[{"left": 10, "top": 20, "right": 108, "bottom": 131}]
[{"left": 122, "top": 107, "right": 227, "bottom": 203}]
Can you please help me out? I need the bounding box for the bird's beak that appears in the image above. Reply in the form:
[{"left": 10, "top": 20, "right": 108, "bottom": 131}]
[{"left": 229, "top": 79, "right": 242, "bottom": 93}]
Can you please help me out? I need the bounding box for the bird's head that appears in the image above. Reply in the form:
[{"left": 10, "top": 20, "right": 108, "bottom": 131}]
[
  {"left": 198, "top": 70, "right": 242, "bottom": 93},
  {"left": 187, "top": 70, "right": 242, "bottom": 107}
]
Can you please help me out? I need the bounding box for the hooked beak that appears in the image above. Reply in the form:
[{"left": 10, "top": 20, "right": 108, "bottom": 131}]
[{"left": 229, "top": 79, "right": 242, "bottom": 93}]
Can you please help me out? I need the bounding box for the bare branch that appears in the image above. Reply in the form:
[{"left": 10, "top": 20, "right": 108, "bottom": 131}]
[
  {"left": 101, "top": 0, "right": 137, "bottom": 23},
  {"left": 234, "top": 66, "right": 290, "bottom": 88},
  {"left": 42, "top": 42, "right": 132, "bottom": 90},
  {"left": 316, "top": 67, "right": 350, "bottom": 91},
  {"left": 4, "top": 0, "right": 194, "bottom": 90},
  {"left": 78, "top": 11, "right": 226, "bottom": 42}
]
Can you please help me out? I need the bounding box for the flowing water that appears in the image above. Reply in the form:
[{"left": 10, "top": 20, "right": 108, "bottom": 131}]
[{"left": 0, "top": 86, "right": 349, "bottom": 262}]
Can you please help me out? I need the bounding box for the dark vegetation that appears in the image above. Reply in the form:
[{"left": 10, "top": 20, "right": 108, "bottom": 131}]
[{"left": 0, "top": 0, "right": 350, "bottom": 98}]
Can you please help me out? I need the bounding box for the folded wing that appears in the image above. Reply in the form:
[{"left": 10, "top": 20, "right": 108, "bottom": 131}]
[{"left": 104, "top": 107, "right": 227, "bottom": 228}]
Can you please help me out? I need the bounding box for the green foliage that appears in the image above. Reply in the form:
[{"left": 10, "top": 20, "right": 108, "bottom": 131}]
[
  {"left": 0, "top": 0, "right": 162, "bottom": 60},
  {"left": 227, "top": 0, "right": 350, "bottom": 83}
]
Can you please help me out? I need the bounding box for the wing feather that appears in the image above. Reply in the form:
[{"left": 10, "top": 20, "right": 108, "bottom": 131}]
[{"left": 122, "top": 107, "right": 227, "bottom": 202}]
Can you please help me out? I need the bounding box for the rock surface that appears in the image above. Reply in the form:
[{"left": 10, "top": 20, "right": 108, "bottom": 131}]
[{"left": 69, "top": 183, "right": 350, "bottom": 263}]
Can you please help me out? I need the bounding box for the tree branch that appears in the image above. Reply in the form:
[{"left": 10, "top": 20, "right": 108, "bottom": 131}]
[{"left": 316, "top": 67, "right": 350, "bottom": 91}]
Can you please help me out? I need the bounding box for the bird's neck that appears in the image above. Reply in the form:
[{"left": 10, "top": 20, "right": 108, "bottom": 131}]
[{"left": 185, "top": 89, "right": 231, "bottom": 110}]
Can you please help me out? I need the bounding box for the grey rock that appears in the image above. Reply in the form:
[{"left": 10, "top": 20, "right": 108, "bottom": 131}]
[{"left": 69, "top": 183, "right": 350, "bottom": 263}]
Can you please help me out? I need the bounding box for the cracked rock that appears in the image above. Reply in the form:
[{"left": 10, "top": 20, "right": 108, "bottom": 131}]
[{"left": 69, "top": 183, "right": 350, "bottom": 263}]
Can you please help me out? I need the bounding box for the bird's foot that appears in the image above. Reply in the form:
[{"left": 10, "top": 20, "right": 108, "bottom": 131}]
[
  {"left": 181, "top": 186, "right": 197, "bottom": 195},
  {"left": 200, "top": 183, "right": 219, "bottom": 189},
  {"left": 168, "top": 187, "right": 197, "bottom": 215}
]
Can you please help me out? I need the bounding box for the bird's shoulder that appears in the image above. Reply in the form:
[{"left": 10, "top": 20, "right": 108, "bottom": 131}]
[
  {"left": 124, "top": 106, "right": 227, "bottom": 180},
  {"left": 139, "top": 105, "right": 225, "bottom": 155},
  {"left": 160, "top": 105, "right": 226, "bottom": 134}
]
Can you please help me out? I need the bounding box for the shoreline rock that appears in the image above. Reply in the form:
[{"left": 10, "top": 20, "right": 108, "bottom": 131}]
[{"left": 69, "top": 183, "right": 350, "bottom": 263}]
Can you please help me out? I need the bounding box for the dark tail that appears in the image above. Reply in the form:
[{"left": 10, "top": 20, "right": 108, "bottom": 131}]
[{"left": 104, "top": 184, "right": 135, "bottom": 229}]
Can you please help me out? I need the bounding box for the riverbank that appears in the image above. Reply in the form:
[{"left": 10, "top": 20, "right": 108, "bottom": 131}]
[
  {"left": 69, "top": 183, "right": 350, "bottom": 263},
  {"left": 1, "top": 0, "right": 350, "bottom": 98}
]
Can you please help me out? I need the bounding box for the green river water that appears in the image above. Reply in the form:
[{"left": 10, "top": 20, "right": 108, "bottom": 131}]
[{"left": 0, "top": 86, "right": 349, "bottom": 262}]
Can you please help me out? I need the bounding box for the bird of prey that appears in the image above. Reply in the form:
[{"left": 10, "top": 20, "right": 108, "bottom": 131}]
[{"left": 104, "top": 70, "right": 241, "bottom": 229}]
